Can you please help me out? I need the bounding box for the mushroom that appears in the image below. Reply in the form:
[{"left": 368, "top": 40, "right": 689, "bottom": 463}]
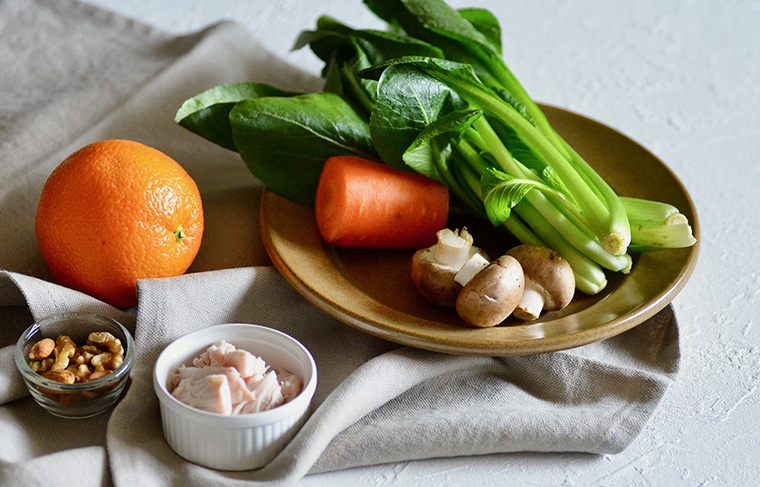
[
  {"left": 410, "top": 227, "right": 488, "bottom": 307},
  {"left": 455, "top": 254, "right": 525, "bottom": 328},
  {"left": 506, "top": 244, "right": 575, "bottom": 321}
]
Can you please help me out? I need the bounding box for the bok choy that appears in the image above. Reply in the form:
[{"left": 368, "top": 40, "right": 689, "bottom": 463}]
[{"left": 174, "top": 0, "right": 696, "bottom": 295}]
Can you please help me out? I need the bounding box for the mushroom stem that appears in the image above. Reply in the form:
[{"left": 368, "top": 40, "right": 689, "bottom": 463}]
[
  {"left": 454, "top": 253, "right": 490, "bottom": 286},
  {"left": 512, "top": 280, "right": 546, "bottom": 321},
  {"left": 434, "top": 228, "right": 474, "bottom": 269}
]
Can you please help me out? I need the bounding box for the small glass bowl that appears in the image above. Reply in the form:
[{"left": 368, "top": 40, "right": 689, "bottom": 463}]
[{"left": 15, "top": 312, "right": 135, "bottom": 419}]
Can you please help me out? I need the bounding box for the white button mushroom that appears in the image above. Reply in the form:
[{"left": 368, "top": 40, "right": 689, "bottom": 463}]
[
  {"left": 506, "top": 244, "right": 575, "bottom": 321},
  {"left": 410, "top": 228, "right": 488, "bottom": 307},
  {"left": 455, "top": 254, "right": 525, "bottom": 328}
]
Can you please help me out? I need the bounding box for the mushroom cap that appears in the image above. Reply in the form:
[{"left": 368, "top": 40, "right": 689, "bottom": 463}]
[
  {"left": 506, "top": 244, "right": 575, "bottom": 310},
  {"left": 410, "top": 247, "right": 462, "bottom": 307},
  {"left": 455, "top": 254, "right": 525, "bottom": 328}
]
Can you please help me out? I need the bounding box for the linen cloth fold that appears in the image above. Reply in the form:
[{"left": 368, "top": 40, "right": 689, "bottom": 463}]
[{"left": 0, "top": 1, "right": 680, "bottom": 486}]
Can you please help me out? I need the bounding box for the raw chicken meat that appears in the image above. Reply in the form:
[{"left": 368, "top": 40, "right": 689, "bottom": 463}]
[
  {"left": 172, "top": 374, "right": 233, "bottom": 415},
  {"left": 170, "top": 340, "right": 303, "bottom": 415},
  {"left": 236, "top": 370, "right": 285, "bottom": 414},
  {"left": 277, "top": 369, "right": 304, "bottom": 402},
  {"left": 193, "top": 341, "right": 268, "bottom": 379},
  {"left": 171, "top": 366, "right": 254, "bottom": 405}
]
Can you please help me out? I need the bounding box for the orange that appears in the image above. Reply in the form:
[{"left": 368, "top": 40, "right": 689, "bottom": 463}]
[{"left": 35, "top": 139, "right": 204, "bottom": 307}]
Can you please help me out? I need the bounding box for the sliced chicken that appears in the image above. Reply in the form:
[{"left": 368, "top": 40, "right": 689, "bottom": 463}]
[
  {"left": 224, "top": 349, "right": 267, "bottom": 378},
  {"left": 170, "top": 340, "right": 304, "bottom": 415},
  {"left": 172, "top": 374, "right": 233, "bottom": 415},
  {"left": 277, "top": 369, "right": 305, "bottom": 402},
  {"left": 171, "top": 365, "right": 254, "bottom": 405},
  {"left": 192, "top": 340, "right": 236, "bottom": 368},
  {"left": 238, "top": 370, "right": 286, "bottom": 413}
]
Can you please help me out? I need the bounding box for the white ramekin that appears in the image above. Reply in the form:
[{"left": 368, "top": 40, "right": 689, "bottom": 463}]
[{"left": 153, "top": 323, "right": 317, "bottom": 471}]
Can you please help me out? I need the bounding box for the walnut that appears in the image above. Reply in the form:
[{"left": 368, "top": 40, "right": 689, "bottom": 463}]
[
  {"left": 50, "top": 335, "right": 76, "bottom": 371},
  {"left": 91, "top": 352, "right": 116, "bottom": 371},
  {"left": 72, "top": 364, "right": 92, "bottom": 382},
  {"left": 73, "top": 348, "right": 96, "bottom": 366},
  {"left": 87, "top": 332, "right": 123, "bottom": 355},
  {"left": 29, "top": 357, "right": 54, "bottom": 373}
]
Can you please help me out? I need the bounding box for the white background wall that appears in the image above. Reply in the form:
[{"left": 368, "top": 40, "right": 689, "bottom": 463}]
[{"left": 82, "top": 1, "right": 760, "bottom": 485}]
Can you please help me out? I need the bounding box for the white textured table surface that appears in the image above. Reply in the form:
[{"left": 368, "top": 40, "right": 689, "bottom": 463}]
[{"left": 82, "top": 1, "right": 759, "bottom": 485}]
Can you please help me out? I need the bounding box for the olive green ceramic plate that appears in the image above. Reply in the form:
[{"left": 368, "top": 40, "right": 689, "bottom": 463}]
[{"left": 260, "top": 105, "right": 700, "bottom": 356}]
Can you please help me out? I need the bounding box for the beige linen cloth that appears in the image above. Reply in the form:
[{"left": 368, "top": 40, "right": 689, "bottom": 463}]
[{"left": 0, "top": 1, "right": 680, "bottom": 485}]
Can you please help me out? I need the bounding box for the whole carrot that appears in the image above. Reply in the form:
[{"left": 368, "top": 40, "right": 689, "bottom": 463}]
[{"left": 314, "top": 156, "right": 449, "bottom": 248}]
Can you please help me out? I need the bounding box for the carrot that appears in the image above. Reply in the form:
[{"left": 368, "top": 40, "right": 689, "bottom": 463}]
[{"left": 314, "top": 156, "right": 449, "bottom": 249}]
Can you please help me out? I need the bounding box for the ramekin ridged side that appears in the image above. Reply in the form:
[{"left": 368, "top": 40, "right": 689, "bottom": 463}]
[{"left": 158, "top": 394, "right": 310, "bottom": 470}]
